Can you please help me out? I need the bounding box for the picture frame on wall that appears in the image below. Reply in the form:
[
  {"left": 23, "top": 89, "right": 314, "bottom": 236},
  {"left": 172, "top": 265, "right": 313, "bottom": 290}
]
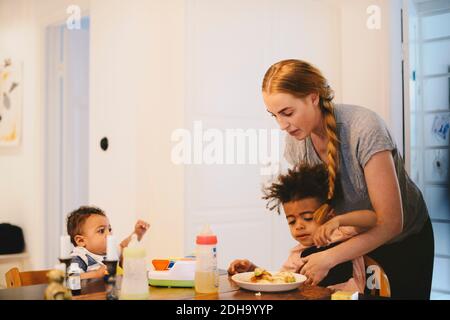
[{"left": 0, "top": 58, "right": 22, "bottom": 147}]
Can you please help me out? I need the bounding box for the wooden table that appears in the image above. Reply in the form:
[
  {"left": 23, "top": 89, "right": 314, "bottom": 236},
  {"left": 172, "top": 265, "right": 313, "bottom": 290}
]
[{"left": 0, "top": 273, "right": 334, "bottom": 300}]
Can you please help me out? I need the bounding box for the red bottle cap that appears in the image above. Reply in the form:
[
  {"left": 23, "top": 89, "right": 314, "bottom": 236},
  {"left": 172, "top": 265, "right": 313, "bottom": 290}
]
[
  {"left": 196, "top": 234, "right": 217, "bottom": 245},
  {"left": 196, "top": 225, "right": 217, "bottom": 245}
]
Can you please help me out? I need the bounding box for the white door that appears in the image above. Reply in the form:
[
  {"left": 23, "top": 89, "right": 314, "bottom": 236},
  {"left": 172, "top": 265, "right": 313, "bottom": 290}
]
[
  {"left": 45, "top": 18, "right": 90, "bottom": 267},
  {"left": 184, "top": 0, "right": 342, "bottom": 270},
  {"left": 404, "top": 0, "right": 450, "bottom": 299}
]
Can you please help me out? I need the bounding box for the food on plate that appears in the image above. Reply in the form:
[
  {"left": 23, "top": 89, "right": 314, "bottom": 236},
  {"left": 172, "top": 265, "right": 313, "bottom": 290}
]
[{"left": 249, "top": 268, "right": 296, "bottom": 284}]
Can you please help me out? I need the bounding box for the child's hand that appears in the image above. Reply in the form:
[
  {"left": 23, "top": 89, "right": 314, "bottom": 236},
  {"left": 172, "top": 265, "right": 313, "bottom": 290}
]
[
  {"left": 119, "top": 221, "right": 150, "bottom": 251},
  {"left": 312, "top": 217, "right": 340, "bottom": 247},
  {"left": 80, "top": 265, "right": 107, "bottom": 280},
  {"left": 134, "top": 220, "right": 150, "bottom": 241},
  {"left": 227, "top": 259, "right": 256, "bottom": 275},
  {"left": 96, "top": 265, "right": 107, "bottom": 278}
]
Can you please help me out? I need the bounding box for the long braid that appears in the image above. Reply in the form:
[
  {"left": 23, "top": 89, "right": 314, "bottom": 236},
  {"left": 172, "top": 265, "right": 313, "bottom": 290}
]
[
  {"left": 322, "top": 99, "right": 339, "bottom": 201},
  {"left": 312, "top": 99, "right": 339, "bottom": 225}
]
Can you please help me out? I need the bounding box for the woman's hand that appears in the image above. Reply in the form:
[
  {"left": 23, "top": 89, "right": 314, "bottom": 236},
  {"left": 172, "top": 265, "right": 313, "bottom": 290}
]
[
  {"left": 227, "top": 259, "right": 256, "bottom": 275},
  {"left": 312, "top": 217, "right": 340, "bottom": 248},
  {"left": 299, "top": 250, "right": 336, "bottom": 286}
]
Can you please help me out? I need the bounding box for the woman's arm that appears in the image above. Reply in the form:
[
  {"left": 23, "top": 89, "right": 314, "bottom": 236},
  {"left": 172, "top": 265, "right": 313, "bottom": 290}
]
[
  {"left": 313, "top": 210, "right": 377, "bottom": 246},
  {"left": 334, "top": 210, "right": 377, "bottom": 230},
  {"left": 329, "top": 150, "right": 403, "bottom": 262},
  {"left": 301, "top": 150, "right": 403, "bottom": 285}
]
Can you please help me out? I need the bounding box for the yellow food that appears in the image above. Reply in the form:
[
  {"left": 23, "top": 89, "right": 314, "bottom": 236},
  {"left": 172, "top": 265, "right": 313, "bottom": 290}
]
[
  {"left": 249, "top": 268, "right": 296, "bottom": 284},
  {"left": 331, "top": 291, "right": 359, "bottom": 300}
]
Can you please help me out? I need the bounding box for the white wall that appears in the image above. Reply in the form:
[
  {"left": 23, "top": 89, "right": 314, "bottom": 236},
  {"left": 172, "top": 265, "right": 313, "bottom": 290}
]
[
  {"left": 88, "top": 0, "right": 139, "bottom": 255},
  {"left": 0, "top": 0, "right": 185, "bottom": 270},
  {"left": 89, "top": 0, "right": 186, "bottom": 260},
  {"left": 338, "top": 0, "right": 404, "bottom": 149},
  {"left": 184, "top": 0, "right": 344, "bottom": 270},
  {"left": 0, "top": 0, "right": 47, "bottom": 270},
  {"left": 0, "top": 0, "right": 403, "bottom": 272},
  {"left": 388, "top": 0, "right": 404, "bottom": 156},
  {"left": 135, "top": 0, "right": 186, "bottom": 260}
]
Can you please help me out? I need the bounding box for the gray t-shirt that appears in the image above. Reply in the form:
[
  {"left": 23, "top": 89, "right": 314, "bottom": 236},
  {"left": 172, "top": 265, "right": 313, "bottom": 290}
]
[{"left": 284, "top": 104, "right": 429, "bottom": 244}]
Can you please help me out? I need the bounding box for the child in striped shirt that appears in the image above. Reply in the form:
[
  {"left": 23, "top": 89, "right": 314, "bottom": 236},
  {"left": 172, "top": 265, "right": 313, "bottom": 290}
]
[{"left": 67, "top": 206, "right": 150, "bottom": 279}]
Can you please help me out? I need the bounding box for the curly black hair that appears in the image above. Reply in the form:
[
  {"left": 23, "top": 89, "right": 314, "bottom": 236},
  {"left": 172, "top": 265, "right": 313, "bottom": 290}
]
[
  {"left": 66, "top": 206, "right": 106, "bottom": 246},
  {"left": 263, "top": 164, "right": 331, "bottom": 214}
]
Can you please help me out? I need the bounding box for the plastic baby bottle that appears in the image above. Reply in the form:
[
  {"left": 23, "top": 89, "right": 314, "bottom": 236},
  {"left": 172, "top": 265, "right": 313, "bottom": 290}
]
[
  {"left": 195, "top": 225, "right": 218, "bottom": 294},
  {"left": 119, "top": 234, "right": 149, "bottom": 300}
]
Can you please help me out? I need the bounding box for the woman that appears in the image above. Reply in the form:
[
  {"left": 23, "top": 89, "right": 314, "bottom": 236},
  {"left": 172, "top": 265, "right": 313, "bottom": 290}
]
[{"left": 262, "top": 59, "right": 434, "bottom": 299}]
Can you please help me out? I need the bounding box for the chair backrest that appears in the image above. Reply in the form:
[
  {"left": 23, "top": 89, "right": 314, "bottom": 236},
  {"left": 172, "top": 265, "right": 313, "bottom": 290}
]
[
  {"left": 363, "top": 256, "right": 391, "bottom": 298},
  {"left": 5, "top": 267, "right": 51, "bottom": 288}
]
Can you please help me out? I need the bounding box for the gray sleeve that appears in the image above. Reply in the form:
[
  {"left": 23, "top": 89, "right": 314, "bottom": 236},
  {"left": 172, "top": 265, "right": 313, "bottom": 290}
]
[{"left": 356, "top": 112, "right": 396, "bottom": 168}]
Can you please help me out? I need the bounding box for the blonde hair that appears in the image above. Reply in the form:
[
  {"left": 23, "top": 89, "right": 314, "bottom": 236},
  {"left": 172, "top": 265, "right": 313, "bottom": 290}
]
[{"left": 262, "top": 59, "right": 339, "bottom": 223}]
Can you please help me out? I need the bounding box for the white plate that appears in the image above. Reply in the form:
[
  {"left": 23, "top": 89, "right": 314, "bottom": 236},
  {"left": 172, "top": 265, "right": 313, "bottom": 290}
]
[{"left": 231, "top": 271, "right": 307, "bottom": 293}]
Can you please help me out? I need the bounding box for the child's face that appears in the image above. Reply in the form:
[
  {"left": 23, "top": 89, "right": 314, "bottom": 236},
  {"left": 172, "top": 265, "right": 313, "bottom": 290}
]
[
  {"left": 75, "top": 214, "right": 112, "bottom": 255},
  {"left": 283, "top": 198, "right": 321, "bottom": 247}
]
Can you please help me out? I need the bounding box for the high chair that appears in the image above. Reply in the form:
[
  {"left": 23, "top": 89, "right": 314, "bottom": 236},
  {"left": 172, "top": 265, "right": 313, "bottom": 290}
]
[
  {"left": 363, "top": 256, "right": 391, "bottom": 298},
  {"left": 5, "top": 267, "right": 51, "bottom": 288}
]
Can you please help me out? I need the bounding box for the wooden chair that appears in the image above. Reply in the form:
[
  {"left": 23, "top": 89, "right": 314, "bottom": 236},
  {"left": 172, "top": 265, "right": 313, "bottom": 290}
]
[
  {"left": 5, "top": 267, "right": 51, "bottom": 288},
  {"left": 363, "top": 256, "right": 391, "bottom": 298}
]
